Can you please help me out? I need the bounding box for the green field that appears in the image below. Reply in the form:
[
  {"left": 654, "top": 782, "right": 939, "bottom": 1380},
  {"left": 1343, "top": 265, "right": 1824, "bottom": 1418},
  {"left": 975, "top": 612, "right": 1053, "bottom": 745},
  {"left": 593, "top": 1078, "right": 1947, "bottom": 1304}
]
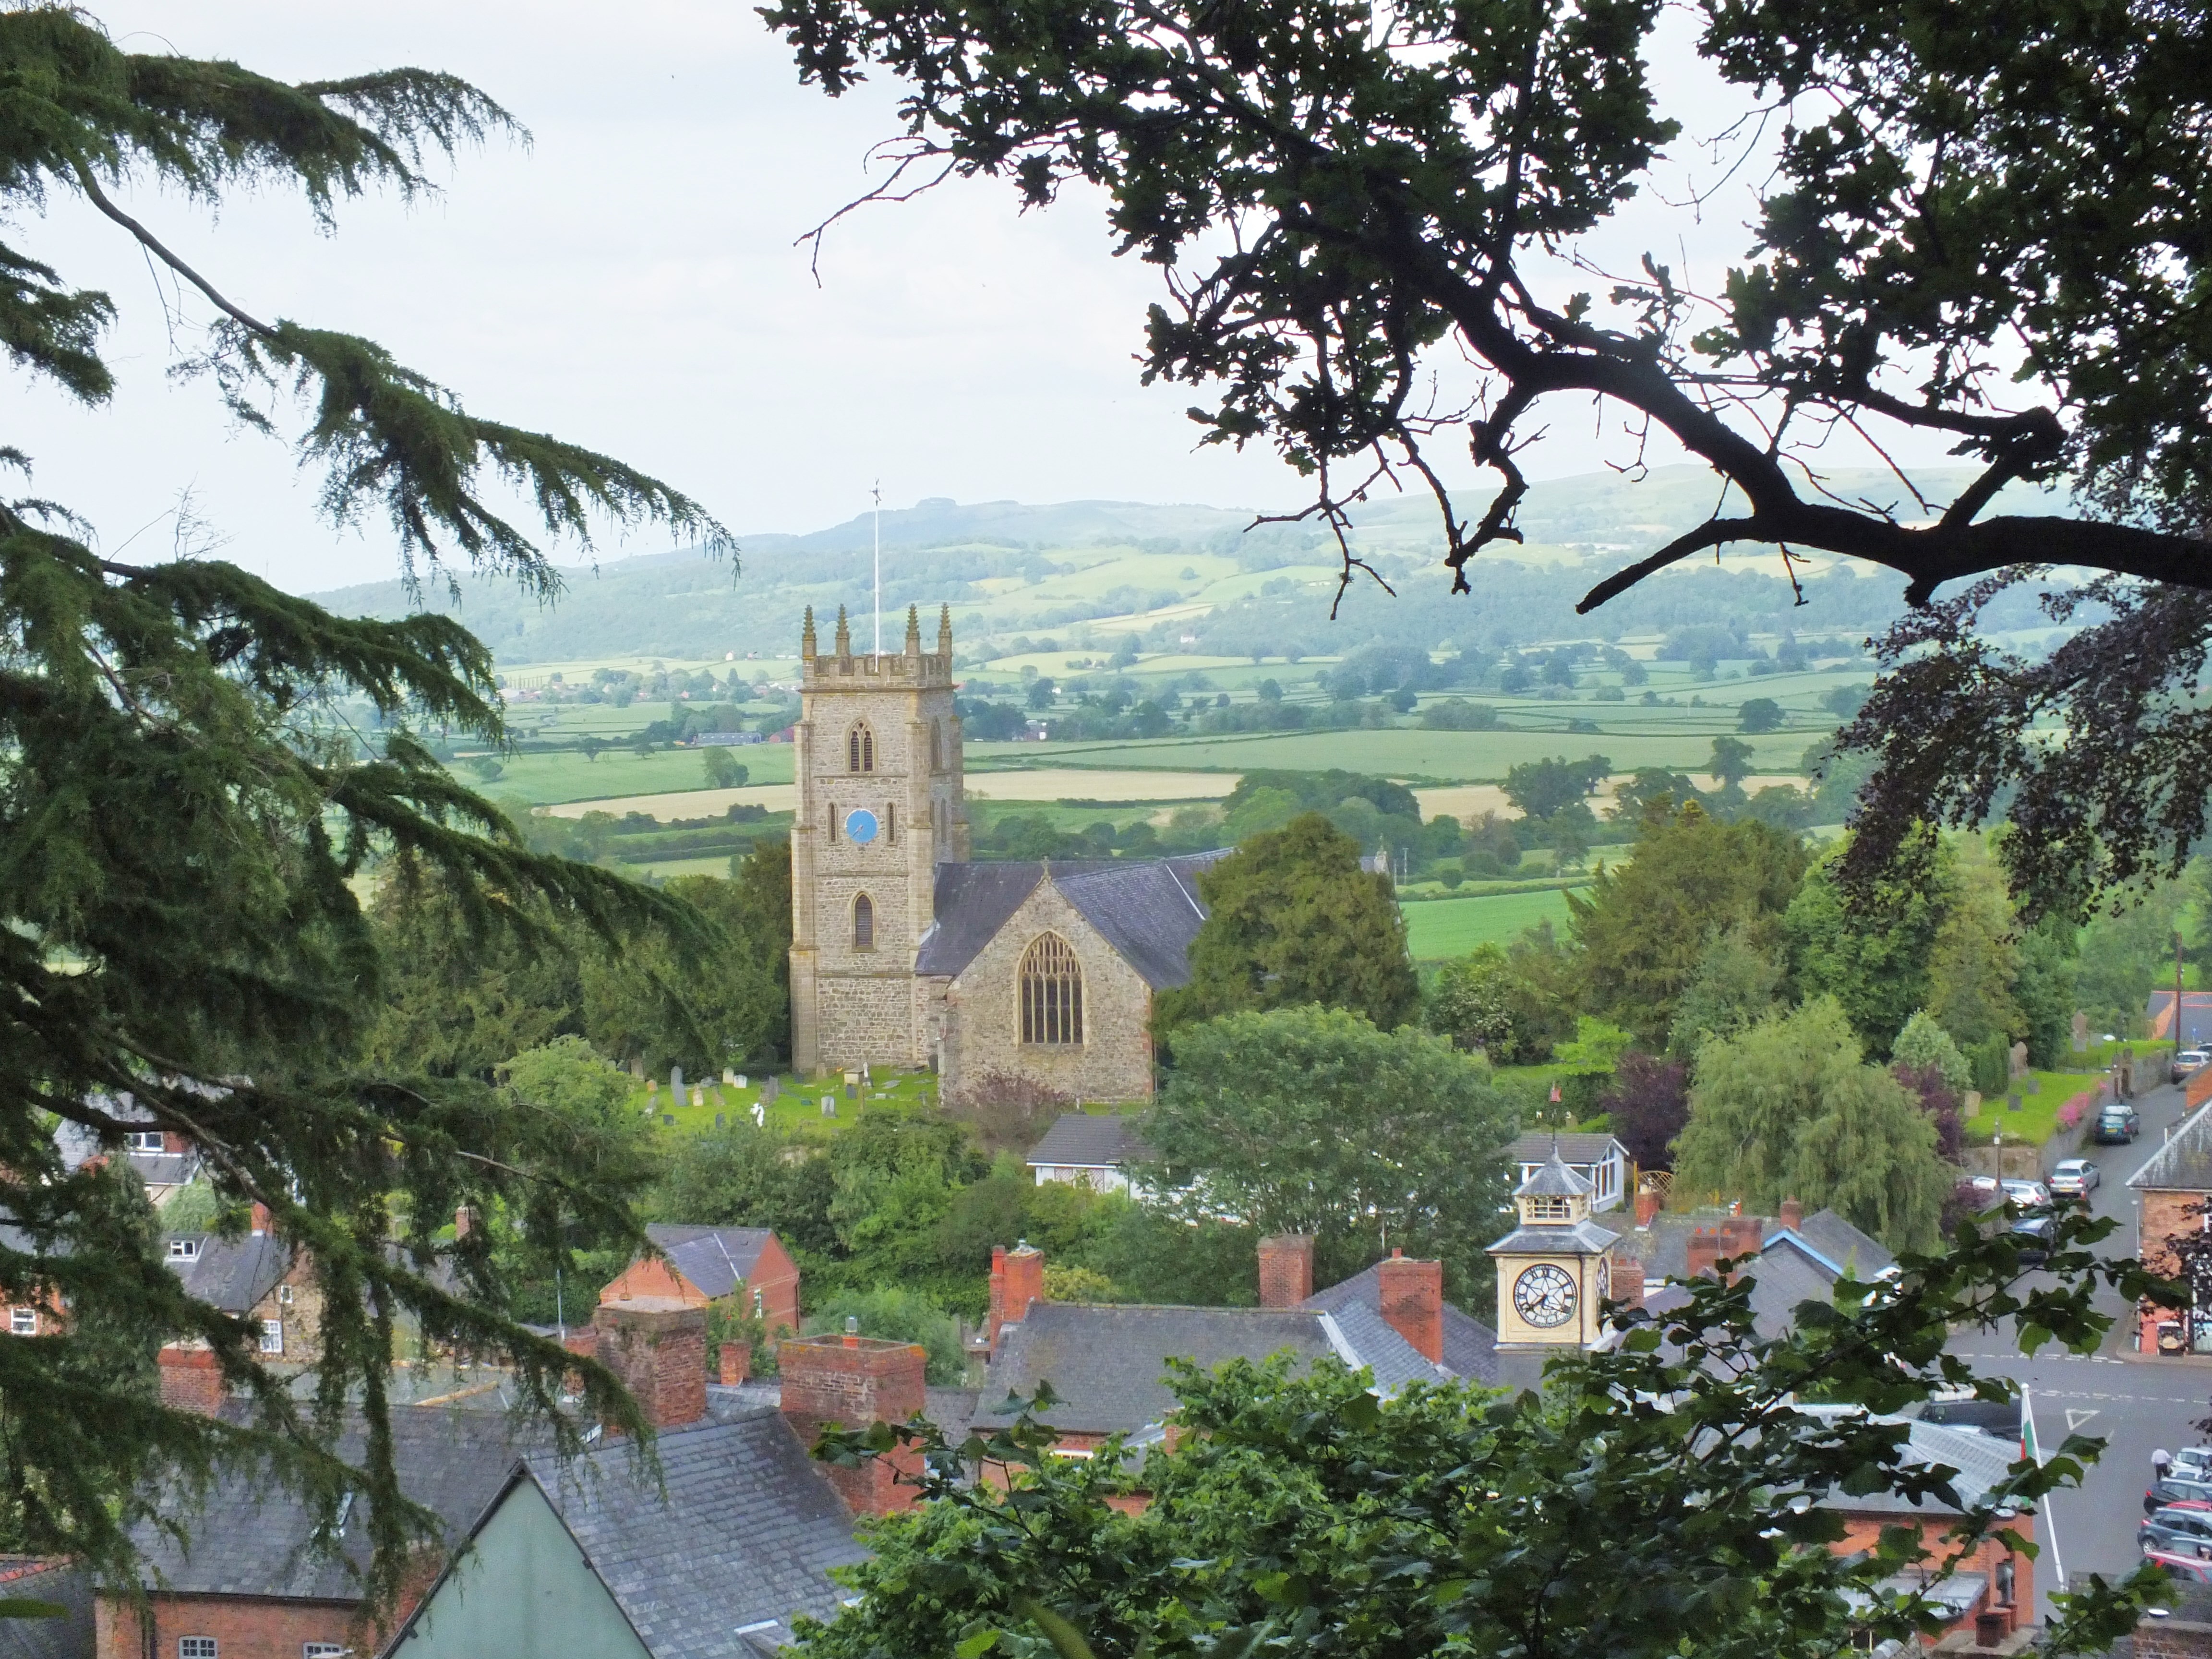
[
  {"left": 973, "top": 725, "right": 1814, "bottom": 782},
  {"left": 484, "top": 743, "right": 794, "bottom": 805},
  {"left": 1403, "top": 888, "right": 1586, "bottom": 959}
]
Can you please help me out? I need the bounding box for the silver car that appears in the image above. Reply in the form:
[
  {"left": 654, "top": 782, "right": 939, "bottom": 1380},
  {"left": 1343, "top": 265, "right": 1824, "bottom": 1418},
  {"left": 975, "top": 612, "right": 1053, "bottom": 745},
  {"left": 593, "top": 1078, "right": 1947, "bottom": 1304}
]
[{"left": 2049, "top": 1158, "right": 2101, "bottom": 1201}]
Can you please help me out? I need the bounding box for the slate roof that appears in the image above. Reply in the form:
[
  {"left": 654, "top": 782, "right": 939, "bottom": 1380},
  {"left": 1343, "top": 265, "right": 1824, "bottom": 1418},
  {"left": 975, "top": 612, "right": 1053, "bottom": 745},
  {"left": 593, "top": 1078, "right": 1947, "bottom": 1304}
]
[
  {"left": 976, "top": 1301, "right": 1446, "bottom": 1437},
  {"left": 520, "top": 1405, "right": 865, "bottom": 1658},
  {"left": 917, "top": 853, "right": 1225, "bottom": 987},
  {"left": 645, "top": 1226, "right": 781, "bottom": 1300},
  {"left": 1025, "top": 1113, "right": 1158, "bottom": 1170},
  {"left": 55, "top": 1091, "right": 203, "bottom": 1190},
  {"left": 1819, "top": 1417, "right": 2020, "bottom": 1518},
  {"left": 1487, "top": 1218, "right": 1622, "bottom": 1256},
  {"left": 1515, "top": 1150, "right": 1594, "bottom": 1198},
  {"left": 1628, "top": 1209, "right": 1890, "bottom": 1282},
  {"left": 1510, "top": 1132, "right": 1626, "bottom": 1167},
  {"left": 1301, "top": 1262, "right": 1500, "bottom": 1383},
  {"left": 0, "top": 1558, "right": 92, "bottom": 1659},
  {"left": 2132, "top": 1102, "right": 2212, "bottom": 1192},
  {"left": 120, "top": 1406, "right": 532, "bottom": 1599},
  {"left": 164, "top": 1232, "right": 289, "bottom": 1313},
  {"left": 1787, "top": 1212, "right": 1897, "bottom": 1280}
]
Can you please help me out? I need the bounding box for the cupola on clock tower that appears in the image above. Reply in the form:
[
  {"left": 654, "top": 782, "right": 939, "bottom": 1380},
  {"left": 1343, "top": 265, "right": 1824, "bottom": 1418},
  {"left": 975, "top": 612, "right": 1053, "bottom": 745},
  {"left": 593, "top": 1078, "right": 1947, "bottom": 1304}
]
[
  {"left": 1488, "top": 1147, "right": 1623, "bottom": 1350},
  {"left": 789, "top": 602, "right": 969, "bottom": 1075}
]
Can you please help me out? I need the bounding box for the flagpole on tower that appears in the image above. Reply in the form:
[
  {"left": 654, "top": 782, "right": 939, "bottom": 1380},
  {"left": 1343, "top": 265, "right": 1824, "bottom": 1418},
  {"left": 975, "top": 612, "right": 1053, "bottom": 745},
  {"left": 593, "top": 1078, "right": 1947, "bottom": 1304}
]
[{"left": 872, "top": 481, "right": 882, "bottom": 657}]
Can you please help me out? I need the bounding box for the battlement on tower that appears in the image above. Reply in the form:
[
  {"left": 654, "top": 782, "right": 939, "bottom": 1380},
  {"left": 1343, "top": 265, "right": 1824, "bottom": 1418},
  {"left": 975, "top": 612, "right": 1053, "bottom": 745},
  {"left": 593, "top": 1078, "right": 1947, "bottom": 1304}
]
[{"left": 800, "top": 602, "right": 957, "bottom": 690}]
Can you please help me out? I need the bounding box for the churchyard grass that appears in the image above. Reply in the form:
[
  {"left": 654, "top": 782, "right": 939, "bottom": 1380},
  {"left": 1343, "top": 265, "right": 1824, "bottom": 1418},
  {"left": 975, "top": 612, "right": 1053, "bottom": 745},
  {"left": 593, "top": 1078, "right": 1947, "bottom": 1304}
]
[
  {"left": 1957, "top": 1068, "right": 2116, "bottom": 1147},
  {"left": 629, "top": 1069, "right": 939, "bottom": 1138}
]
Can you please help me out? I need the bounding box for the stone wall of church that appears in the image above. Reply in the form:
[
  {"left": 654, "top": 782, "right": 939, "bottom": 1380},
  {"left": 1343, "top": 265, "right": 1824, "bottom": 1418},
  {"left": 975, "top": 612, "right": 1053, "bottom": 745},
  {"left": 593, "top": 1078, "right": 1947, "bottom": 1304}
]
[
  {"left": 941, "top": 879, "right": 1157, "bottom": 1105},
  {"left": 816, "top": 971, "right": 921, "bottom": 1068}
]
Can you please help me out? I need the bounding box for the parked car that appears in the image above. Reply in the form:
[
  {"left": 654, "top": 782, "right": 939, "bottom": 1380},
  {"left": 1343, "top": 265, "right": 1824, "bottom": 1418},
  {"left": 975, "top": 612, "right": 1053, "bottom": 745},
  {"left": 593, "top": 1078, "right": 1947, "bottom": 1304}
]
[
  {"left": 2176, "top": 1447, "right": 2212, "bottom": 1481},
  {"left": 2174, "top": 1048, "right": 2210, "bottom": 1084},
  {"left": 2049, "top": 1159, "right": 2101, "bottom": 1201},
  {"left": 2147, "top": 1476, "right": 2212, "bottom": 1515},
  {"left": 2145, "top": 1502, "right": 2212, "bottom": 1555},
  {"left": 2148, "top": 1549, "right": 2212, "bottom": 1583},
  {"left": 2001, "top": 1178, "right": 2052, "bottom": 1208},
  {"left": 2009, "top": 1214, "right": 2056, "bottom": 1267},
  {"left": 2095, "top": 1106, "right": 2142, "bottom": 1144}
]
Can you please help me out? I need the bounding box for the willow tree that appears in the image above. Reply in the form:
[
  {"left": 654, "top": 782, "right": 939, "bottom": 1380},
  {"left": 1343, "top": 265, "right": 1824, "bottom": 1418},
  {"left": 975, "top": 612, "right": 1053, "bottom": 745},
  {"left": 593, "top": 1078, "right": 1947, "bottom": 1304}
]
[
  {"left": 763, "top": 0, "right": 2212, "bottom": 913},
  {"left": 1, "top": 6, "right": 726, "bottom": 1599}
]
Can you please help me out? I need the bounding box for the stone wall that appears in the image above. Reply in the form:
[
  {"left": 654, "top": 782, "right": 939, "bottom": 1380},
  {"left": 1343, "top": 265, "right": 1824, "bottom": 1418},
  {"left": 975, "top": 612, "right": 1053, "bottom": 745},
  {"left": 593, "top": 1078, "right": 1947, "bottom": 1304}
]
[{"left": 940, "top": 877, "right": 1157, "bottom": 1105}]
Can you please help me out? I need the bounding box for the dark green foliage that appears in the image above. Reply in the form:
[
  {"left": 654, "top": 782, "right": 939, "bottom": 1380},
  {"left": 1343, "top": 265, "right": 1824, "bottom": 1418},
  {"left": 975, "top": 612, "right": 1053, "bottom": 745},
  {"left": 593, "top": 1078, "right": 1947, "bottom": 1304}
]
[
  {"left": 793, "top": 1211, "right": 2168, "bottom": 1659},
  {"left": 1785, "top": 831, "right": 1953, "bottom": 1056},
  {"left": 1144, "top": 1008, "right": 1516, "bottom": 1307},
  {"left": 1153, "top": 814, "right": 1417, "bottom": 1035},
  {"left": 1501, "top": 754, "right": 1610, "bottom": 820},
  {"left": 1570, "top": 802, "right": 1807, "bottom": 1049},
  {"left": 1738, "top": 697, "right": 1784, "bottom": 733},
  {"left": 0, "top": 6, "right": 725, "bottom": 1599}
]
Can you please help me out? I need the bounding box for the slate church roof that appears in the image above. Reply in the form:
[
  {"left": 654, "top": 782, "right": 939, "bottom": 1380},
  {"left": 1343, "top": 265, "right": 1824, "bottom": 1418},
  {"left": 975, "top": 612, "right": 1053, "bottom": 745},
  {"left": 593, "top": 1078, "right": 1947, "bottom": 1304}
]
[
  {"left": 509, "top": 1404, "right": 865, "bottom": 1657},
  {"left": 917, "top": 853, "right": 1227, "bottom": 987},
  {"left": 644, "top": 1225, "right": 781, "bottom": 1300}
]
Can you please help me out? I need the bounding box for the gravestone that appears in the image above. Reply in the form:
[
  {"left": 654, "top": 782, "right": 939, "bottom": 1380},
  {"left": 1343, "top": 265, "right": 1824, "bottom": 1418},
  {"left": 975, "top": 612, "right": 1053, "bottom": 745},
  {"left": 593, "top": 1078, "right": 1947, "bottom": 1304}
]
[
  {"left": 630, "top": 1056, "right": 645, "bottom": 1079},
  {"left": 693, "top": 1085, "right": 705, "bottom": 1108},
  {"left": 845, "top": 1082, "right": 856, "bottom": 1100},
  {"left": 2072, "top": 1011, "right": 2091, "bottom": 1054},
  {"left": 715, "top": 1113, "right": 725, "bottom": 1129},
  {"left": 662, "top": 1114, "right": 675, "bottom": 1126},
  {"left": 735, "top": 1074, "right": 747, "bottom": 1090},
  {"left": 2007, "top": 1094, "right": 2022, "bottom": 1113},
  {"left": 2024, "top": 1075, "right": 2040, "bottom": 1094},
  {"left": 647, "top": 1078, "right": 658, "bottom": 1096},
  {"left": 2009, "top": 1041, "right": 2029, "bottom": 1081},
  {"left": 723, "top": 1068, "right": 737, "bottom": 1087},
  {"left": 671, "top": 1064, "right": 685, "bottom": 1098},
  {"left": 761, "top": 1077, "right": 780, "bottom": 1105},
  {"left": 821, "top": 1095, "right": 836, "bottom": 1118},
  {"left": 1964, "top": 1090, "right": 1982, "bottom": 1117}
]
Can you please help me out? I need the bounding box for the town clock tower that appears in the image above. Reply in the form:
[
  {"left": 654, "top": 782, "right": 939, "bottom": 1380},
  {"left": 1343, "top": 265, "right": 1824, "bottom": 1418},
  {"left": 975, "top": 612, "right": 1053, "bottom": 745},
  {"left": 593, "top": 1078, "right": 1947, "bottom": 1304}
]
[{"left": 1488, "top": 1147, "right": 1623, "bottom": 1351}]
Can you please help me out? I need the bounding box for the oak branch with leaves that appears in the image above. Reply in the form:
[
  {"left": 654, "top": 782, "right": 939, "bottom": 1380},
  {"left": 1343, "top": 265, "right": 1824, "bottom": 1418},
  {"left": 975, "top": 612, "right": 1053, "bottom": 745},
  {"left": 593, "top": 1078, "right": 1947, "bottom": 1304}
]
[{"left": 764, "top": 0, "right": 2212, "bottom": 910}]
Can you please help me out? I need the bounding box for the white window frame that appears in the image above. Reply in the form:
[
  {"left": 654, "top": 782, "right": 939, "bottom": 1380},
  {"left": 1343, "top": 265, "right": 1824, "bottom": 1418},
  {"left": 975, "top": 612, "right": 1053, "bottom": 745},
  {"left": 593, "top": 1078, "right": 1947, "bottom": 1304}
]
[
  {"left": 127, "top": 1130, "right": 166, "bottom": 1152},
  {"left": 260, "top": 1318, "right": 284, "bottom": 1356},
  {"left": 168, "top": 1239, "right": 199, "bottom": 1261},
  {"left": 303, "top": 1645, "right": 350, "bottom": 1658},
  {"left": 9, "top": 1308, "right": 35, "bottom": 1336},
  {"left": 180, "top": 1639, "right": 218, "bottom": 1659}
]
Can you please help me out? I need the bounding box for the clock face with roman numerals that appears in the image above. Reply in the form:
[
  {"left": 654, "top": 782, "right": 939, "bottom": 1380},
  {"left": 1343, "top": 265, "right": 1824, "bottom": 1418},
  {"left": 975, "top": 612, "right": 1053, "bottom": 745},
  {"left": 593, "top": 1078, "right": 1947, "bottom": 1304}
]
[{"left": 1513, "top": 1262, "right": 1577, "bottom": 1329}]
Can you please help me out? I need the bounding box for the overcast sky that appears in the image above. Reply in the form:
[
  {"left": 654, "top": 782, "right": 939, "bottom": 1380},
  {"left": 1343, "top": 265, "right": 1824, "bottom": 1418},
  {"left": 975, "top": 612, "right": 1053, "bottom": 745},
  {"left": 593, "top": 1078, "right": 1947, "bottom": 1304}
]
[{"left": 17, "top": 1, "right": 1936, "bottom": 597}]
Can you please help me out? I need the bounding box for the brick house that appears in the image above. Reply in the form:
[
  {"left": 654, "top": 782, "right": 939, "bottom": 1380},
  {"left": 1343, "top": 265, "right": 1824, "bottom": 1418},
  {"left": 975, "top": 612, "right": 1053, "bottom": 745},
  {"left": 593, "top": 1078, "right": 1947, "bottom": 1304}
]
[
  {"left": 161, "top": 1210, "right": 323, "bottom": 1367},
  {"left": 96, "top": 1398, "right": 531, "bottom": 1659},
  {"left": 381, "top": 1310, "right": 916, "bottom": 1659},
  {"left": 599, "top": 1225, "right": 801, "bottom": 1342},
  {"left": 975, "top": 1237, "right": 1496, "bottom": 1452},
  {"left": 2129, "top": 1102, "right": 2212, "bottom": 1353}
]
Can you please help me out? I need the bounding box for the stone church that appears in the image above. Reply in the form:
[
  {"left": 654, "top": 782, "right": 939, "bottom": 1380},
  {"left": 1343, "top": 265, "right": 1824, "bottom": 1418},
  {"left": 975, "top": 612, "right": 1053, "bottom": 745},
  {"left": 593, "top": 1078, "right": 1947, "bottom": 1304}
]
[{"left": 788, "top": 604, "right": 1221, "bottom": 1104}]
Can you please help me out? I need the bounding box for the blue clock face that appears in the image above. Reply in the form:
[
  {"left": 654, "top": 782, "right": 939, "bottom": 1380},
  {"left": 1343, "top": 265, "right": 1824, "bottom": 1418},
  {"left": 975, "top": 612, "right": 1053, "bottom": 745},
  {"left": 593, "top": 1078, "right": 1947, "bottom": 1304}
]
[{"left": 844, "top": 808, "right": 880, "bottom": 845}]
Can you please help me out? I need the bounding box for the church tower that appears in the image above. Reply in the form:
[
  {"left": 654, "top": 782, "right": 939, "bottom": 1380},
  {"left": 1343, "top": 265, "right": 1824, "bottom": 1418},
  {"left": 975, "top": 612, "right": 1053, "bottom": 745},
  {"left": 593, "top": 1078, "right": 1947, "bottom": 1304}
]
[{"left": 789, "top": 603, "right": 970, "bottom": 1075}]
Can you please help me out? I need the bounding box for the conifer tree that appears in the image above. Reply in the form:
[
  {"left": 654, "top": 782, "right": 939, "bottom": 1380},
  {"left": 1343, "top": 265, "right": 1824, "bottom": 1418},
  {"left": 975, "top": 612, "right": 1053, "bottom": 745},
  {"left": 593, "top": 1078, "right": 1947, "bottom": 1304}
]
[{"left": 0, "top": 5, "right": 726, "bottom": 1598}]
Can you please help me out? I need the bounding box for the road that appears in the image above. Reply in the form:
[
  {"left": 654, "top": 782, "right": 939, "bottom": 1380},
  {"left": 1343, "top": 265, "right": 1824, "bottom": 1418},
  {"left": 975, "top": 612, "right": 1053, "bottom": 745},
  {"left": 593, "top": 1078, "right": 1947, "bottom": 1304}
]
[{"left": 1945, "top": 1069, "right": 2209, "bottom": 1619}]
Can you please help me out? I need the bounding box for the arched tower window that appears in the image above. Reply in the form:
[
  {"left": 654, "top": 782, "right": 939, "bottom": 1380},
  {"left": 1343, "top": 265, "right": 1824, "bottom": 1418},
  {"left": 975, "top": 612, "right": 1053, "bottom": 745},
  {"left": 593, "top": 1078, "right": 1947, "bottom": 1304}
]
[
  {"left": 853, "top": 894, "right": 875, "bottom": 951},
  {"left": 1019, "top": 933, "right": 1083, "bottom": 1046},
  {"left": 929, "top": 720, "right": 942, "bottom": 772},
  {"left": 848, "top": 722, "right": 874, "bottom": 773}
]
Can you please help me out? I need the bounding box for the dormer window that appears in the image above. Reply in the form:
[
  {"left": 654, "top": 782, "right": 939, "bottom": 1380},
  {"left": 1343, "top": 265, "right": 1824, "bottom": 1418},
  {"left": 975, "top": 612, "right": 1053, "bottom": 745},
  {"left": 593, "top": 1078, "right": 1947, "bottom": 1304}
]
[
  {"left": 168, "top": 1238, "right": 199, "bottom": 1261},
  {"left": 126, "top": 1130, "right": 165, "bottom": 1153}
]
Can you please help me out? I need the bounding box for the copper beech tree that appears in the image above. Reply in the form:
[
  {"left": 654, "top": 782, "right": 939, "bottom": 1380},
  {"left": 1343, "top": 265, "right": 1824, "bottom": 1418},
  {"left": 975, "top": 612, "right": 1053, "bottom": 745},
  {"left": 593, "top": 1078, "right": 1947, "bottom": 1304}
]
[{"left": 763, "top": 0, "right": 2212, "bottom": 911}]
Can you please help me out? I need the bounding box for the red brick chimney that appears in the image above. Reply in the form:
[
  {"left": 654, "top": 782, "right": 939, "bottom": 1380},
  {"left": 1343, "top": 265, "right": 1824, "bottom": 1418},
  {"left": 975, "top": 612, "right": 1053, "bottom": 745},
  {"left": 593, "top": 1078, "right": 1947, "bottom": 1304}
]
[
  {"left": 1634, "top": 1189, "right": 1662, "bottom": 1228},
  {"left": 454, "top": 1205, "right": 476, "bottom": 1240},
  {"left": 719, "top": 1338, "right": 750, "bottom": 1385},
  {"left": 1257, "top": 1235, "right": 1314, "bottom": 1308},
  {"left": 249, "top": 1202, "right": 270, "bottom": 1237},
  {"left": 158, "top": 1344, "right": 224, "bottom": 1416},
  {"left": 1377, "top": 1250, "right": 1443, "bottom": 1363},
  {"left": 988, "top": 1241, "right": 1045, "bottom": 1355},
  {"left": 780, "top": 1333, "right": 927, "bottom": 1515},
  {"left": 1719, "top": 1215, "right": 1764, "bottom": 1264},
  {"left": 1684, "top": 1227, "right": 1723, "bottom": 1282},
  {"left": 1779, "top": 1196, "right": 1804, "bottom": 1232},
  {"left": 1609, "top": 1255, "right": 1644, "bottom": 1311},
  {"left": 592, "top": 1299, "right": 708, "bottom": 1433}
]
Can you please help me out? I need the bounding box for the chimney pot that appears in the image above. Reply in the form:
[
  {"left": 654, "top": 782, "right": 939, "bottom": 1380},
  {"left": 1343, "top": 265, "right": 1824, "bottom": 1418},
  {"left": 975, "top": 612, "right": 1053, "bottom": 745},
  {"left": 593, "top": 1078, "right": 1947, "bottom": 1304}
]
[
  {"left": 158, "top": 1344, "right": 225, "bottom": 1417},
  {"left": 249, "top": 1202, "right": 271, "bottom": 1237},
  {"left": 987, "top": 1242, "right": 1045, "bottom": 1356},
  {"left": 1779, "top": 1197, "right": 1804, "bottom": 1232},
  {"left": 1610, "top": 1255, "right": 1644, "bottom": 1311},
  {"left": 1376, "top": 1253, "right": 1444, "bottom": 1363},
  {"left": 1257, "top": 1235, "right": 1315, "bottom": 1308},
  {"left": 454, "top": 1205, "right": 474, "bottom": 1240},
  {"left": 1634, "top": 1189, "right": 1661, "bottom": 1228}
]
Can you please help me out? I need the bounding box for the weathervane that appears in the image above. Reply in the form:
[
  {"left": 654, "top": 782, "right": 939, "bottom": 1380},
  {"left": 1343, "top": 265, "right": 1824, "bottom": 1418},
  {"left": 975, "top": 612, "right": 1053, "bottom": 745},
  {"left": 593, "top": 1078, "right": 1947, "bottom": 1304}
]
[{"left": 872, "top": 480, "right": 882, "bottom": 657}]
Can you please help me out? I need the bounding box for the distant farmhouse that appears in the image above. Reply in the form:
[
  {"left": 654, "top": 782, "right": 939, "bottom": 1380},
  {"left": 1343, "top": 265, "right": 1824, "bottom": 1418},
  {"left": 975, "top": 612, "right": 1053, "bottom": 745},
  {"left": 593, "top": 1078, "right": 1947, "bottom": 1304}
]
[{"left": 786, "top": 604, "right": 1225, "bottom": 1104}]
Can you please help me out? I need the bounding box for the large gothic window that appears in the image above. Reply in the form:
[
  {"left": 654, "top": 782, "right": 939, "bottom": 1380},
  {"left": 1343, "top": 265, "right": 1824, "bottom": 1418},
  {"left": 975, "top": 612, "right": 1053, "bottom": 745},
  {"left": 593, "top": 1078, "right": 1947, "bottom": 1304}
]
[
  {"left": 853, "top": 894, "right": 874, "bottom": 951},
  {"left": 848, "top": 722, "right": 874, "bottom": 773},
  {"left": 1019, "top": 933, "right": 1083, "bottom": 1046}
]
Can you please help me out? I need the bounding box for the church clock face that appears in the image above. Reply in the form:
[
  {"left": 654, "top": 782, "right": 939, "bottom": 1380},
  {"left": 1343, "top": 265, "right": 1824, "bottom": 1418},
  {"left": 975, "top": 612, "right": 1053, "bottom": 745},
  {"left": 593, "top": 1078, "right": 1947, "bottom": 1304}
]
[
  {"left": 844, "top": 807, "right": 880, "bottom": 845},
  {"left": 1513, "top": 1263, "right": 1578, "bottom": 1329}
]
